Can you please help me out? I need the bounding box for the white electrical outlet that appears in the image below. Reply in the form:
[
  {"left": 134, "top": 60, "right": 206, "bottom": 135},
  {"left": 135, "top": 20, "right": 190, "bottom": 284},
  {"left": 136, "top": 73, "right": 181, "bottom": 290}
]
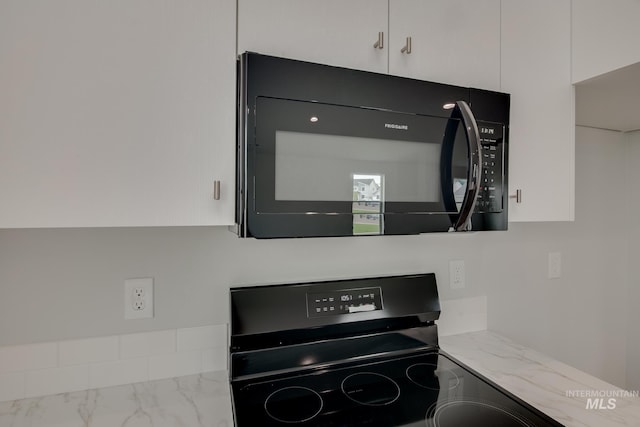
[
  {"left": 548, "top": 252, "right": 562, "bottom": 279},
  {"left": 449, "top": 260, "right": 466, "bottom": 289},
  {"left": 124, "top": 277, "right": 154, "bottom": 319}
]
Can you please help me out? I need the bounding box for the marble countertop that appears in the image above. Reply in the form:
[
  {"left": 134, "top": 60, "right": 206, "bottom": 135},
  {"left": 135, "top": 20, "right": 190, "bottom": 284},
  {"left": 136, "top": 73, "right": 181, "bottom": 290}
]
[
  {"left": 0, "top": 370, "right": 233, "bottom": 427},
  {"left": 440, "top": 331, "right": 640, "bottom": 427},
  {"left": 2, "top": 331, "right": 639, "bottom": 426}
]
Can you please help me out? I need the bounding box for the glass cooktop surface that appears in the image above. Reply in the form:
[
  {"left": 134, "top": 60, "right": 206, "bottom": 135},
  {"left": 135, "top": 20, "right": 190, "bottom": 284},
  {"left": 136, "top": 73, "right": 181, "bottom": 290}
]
[{"left": 231, "top": 351, "right": 562, "bottom": 427}]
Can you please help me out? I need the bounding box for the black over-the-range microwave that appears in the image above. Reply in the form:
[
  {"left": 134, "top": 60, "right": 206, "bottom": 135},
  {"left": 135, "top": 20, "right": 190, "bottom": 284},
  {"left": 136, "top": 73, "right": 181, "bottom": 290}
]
[{"left": 235, "top": 52, "right": 510, "bottom": 238}]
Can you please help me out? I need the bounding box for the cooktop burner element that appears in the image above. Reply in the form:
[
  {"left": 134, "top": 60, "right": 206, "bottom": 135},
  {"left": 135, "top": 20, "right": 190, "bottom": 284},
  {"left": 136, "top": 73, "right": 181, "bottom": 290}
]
[
  {"left": 264, "top": 386, "right": 323, "bottom": 424},
  {"left": 230, "top": 274, "right": 563, "bottom": 427},
  {"left": 341, "top": 372, "right": 400, "bottom": 406},
  {"left": 426, "top": 400, "right": 534, "bottom": 426},
  {"left": 406, "top": 362, "right": 459, "bottom": 391}
]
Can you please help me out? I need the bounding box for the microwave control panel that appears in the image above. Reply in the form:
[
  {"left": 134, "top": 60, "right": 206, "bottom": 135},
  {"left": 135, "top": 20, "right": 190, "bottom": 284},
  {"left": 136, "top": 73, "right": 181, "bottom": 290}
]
[
  {"left": 307, "top": 287, "right": 383, "bottom": 318},
  {"left": 476, "top": 122, "right": 505, "bottom": 213}
]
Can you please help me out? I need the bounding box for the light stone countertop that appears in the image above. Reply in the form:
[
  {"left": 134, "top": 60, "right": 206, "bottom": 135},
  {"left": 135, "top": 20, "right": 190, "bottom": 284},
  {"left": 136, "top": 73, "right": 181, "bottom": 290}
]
[
  {"left": 0, "top": 370, "right": 232, "bottom": 427},
  {"left": 440, "top": 331, "right": 640, "bottom": 427},
  {"left": 2, "top": 331, "right": 639, "bottom": 426}
]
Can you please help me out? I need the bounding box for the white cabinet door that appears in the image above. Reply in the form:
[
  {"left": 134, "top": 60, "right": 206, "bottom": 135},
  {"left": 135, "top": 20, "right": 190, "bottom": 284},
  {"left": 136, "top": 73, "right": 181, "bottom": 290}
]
[
  {"left": 388, "top": 0, "right": 501, "bottom": 91},
  {"left": 238, "top": 0, "right": 501, "bottom": 87},
  {"left": 0, "top": 0, "right": 236, "bottom": 227},
  {"left": 572, "top": 0, "right": 640, "bottom": 83},
  {"left": 237, "top": 0, "right": 388, "bottom": 73},
  {"left": 502, "top": 0, "right": 575, "bottom": 222}
]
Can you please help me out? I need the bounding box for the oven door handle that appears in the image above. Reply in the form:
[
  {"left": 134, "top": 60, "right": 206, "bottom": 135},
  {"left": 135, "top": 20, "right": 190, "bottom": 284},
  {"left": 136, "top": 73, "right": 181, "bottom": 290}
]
[{"left": 454, "top": 100, "right": 482, "bottom": 231}]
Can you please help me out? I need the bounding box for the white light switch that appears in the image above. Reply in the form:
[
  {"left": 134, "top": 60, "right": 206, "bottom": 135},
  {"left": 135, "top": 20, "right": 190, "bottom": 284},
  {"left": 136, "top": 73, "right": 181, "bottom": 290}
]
[
  {"left": 548, "top": 252, "right": 562, "bottom": 279},
  {"left": 449, "top": 260, "right": 466, "bottom": 289}
]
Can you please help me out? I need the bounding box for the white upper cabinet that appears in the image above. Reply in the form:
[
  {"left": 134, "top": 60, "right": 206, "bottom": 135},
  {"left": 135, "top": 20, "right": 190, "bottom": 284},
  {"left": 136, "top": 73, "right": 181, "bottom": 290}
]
[
  {"left": 572, "top": 0, "right": 640, "bottom": 83},
  {"left": 502, "top": 0, "right": 575, "bottom": 222},
  {"left": 237, "top": 0, "right": 389, "bottom": 73},
  {"left": 388, "top": 0, "right": 501, "bottom": 91},
  {"left": 0, "top": 0, "right": 236, "bottom": 228},
  {"left": 2, "top": 1, "right": 576, "bottom": 228},
  {"left": 238, "top": 0, "right": 500, "bottom": 90}
]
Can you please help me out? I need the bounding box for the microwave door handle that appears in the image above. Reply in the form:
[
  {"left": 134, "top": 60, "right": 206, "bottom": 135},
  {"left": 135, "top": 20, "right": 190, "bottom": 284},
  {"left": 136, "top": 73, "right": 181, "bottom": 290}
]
[
  {"left": 440, "top": 113, "right": 459, "bottom": 225},
  {"left": 453, "top": 100, "right": 483, "bottom": 231}
]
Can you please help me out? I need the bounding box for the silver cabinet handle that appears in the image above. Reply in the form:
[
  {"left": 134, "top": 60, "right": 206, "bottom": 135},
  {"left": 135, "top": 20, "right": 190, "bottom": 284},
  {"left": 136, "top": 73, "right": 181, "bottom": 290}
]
[
  {"left": 373, "top": 32, "right": 384, "bottom": 49},
  {"left": 509, "top": 189, "right": 522, "bottom": 203},
  {"left": 213, "top": 180, "right": 221, "bottom": 200},
  {"left": 401, "top": 37, "right": 412, "bottom": 54}
]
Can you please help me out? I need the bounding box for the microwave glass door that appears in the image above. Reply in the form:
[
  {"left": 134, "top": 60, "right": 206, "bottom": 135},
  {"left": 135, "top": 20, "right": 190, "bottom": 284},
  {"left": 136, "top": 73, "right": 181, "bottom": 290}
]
[{"left": 251, "top": 97, "right": 471, "bottom": 236}]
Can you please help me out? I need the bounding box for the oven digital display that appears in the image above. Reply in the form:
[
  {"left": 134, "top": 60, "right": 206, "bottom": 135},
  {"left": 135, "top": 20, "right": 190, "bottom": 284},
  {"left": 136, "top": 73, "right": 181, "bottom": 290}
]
[{"left": 307, "top": 287, "right": 383, "bottom": 318}]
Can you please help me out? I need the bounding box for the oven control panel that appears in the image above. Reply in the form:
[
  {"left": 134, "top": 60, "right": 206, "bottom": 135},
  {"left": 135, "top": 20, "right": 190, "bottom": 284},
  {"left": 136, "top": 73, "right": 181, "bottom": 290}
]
[{"left": 307, "top": 287, "right": 383, "bottom": 318}]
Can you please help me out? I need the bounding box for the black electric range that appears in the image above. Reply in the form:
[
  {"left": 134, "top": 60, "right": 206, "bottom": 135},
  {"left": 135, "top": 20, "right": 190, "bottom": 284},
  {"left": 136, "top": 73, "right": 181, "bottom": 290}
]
[{"left": 229, "top": 273, "right": 563, "bottom": 426}]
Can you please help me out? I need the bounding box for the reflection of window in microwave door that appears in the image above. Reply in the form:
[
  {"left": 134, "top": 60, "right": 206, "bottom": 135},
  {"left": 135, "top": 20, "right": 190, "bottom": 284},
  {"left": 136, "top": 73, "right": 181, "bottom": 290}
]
[
  {"left": 351, "top": 173, "right": 384, "bottom": 235},
  {"left": 352, "top": 174, "right": 382, "bottom": 203}
]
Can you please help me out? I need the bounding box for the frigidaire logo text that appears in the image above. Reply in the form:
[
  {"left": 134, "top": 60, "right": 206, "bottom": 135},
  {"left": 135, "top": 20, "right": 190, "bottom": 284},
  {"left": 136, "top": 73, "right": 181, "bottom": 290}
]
[{"left": 385, "top": 123, "right": 409, "bottom": 130}]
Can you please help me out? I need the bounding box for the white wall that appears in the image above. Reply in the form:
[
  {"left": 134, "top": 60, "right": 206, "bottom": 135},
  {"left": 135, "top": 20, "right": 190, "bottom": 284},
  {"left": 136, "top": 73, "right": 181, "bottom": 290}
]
[
  {"left": 626, "top": 130, "right": 640, "bottom": 391},
  {"left": 0, "top": 226, "right": 489, "bottom": 346},
  {"left": 487, "top": 126, "right": 629, "bottom": 387},
  {"left": 0, "top": 126, "right": 633, "bottom": 388}
]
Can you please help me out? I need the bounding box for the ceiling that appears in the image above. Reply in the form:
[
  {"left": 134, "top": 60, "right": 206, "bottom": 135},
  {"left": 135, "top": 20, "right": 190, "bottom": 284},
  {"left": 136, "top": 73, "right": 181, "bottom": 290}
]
[{"left": 575, "top": 61, "right": 640, "bottom": 133}]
